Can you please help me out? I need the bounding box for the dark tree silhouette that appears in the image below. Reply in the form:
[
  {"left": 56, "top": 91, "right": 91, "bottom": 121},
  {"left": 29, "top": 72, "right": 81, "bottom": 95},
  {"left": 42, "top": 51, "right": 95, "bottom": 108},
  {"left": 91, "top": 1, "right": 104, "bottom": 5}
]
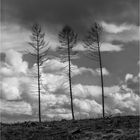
[
  {"left": 28, "top": 23, "right": 49, "bottom": 123},
  {"left": 84, "top": 22, "right": 105, "bottom": 118},
  {"left": 58, "top": 25, "right": 77, "bottom": 120}
]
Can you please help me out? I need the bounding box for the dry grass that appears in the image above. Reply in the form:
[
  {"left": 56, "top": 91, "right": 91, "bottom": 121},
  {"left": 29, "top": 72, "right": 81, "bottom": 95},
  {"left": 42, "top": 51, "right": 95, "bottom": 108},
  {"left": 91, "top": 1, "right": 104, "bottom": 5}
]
[{"left": 1, "top": 115, "right": 139, "bottom": 140}]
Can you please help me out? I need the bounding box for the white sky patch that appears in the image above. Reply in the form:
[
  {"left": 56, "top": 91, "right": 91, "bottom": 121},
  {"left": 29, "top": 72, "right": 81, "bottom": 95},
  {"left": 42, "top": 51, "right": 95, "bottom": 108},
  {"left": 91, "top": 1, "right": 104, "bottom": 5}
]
[
  {"left": 101, "top": 21, "right": 134, "bottom": 33},
  {"left": 41, "top": 73, "right": 67, "bottom": 92},
  {"left": 95, "top": 67, "right": 110, "bottom": 76},
  {"left": 5, "top": 49, "right": 28, "bottom": 74},
  {"left": 104, "top": 24, "right": 139, "bottom": 43},
  {"left": 101, "top": 43, "right": 123, "bottom": 52},
  {"left": 124, "top": 73, "right": 139, "bottom": 95},
  {"left": 0, "top": 65, "right": 14, "bottom": 76},
  {"left": 42, "top": 59, "right": 109, "bottom": 77},
  {"left": 73, "top": 43, "right": 86, "bottom": 51},
  {"left": 74, "top": 98, "right": 102, "bottom": 114},
  {"left": 0, "top": 77, "right": 21, "bottom": 100},
  {"left": 0, "top": 99, "right": 32, "bottom": 115},
  {"left": 125, "top": 73, "right": 133, "bottom": 81},
  {"left": 100, "top": 21, "right": 139, "bottom": 52}
]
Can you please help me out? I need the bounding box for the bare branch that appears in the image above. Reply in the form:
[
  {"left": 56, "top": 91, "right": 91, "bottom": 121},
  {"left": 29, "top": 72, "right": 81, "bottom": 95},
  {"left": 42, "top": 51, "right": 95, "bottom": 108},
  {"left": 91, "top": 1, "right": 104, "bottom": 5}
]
[{"left": 28, "top": 42, "right": 37, "bottom": 50}]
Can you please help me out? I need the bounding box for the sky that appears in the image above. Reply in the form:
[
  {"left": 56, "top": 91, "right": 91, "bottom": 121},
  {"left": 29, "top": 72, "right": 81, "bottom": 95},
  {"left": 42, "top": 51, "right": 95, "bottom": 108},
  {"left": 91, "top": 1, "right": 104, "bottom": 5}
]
[{"left": 0, "top": 0, "right": 139, "bottom": 122}]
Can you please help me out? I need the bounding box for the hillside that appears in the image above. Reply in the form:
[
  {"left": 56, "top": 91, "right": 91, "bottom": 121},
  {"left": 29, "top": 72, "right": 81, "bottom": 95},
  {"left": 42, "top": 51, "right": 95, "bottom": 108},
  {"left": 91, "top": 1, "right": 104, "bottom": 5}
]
[{"left": 1, "top": 115, "right": 139, "bottom": 140}]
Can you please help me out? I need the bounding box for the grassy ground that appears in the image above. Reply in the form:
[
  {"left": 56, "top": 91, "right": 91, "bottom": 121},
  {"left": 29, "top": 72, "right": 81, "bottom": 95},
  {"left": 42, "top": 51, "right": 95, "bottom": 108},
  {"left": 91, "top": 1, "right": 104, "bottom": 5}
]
[{"left": 0, "top": 115, "right": 139, "bottom": 140}]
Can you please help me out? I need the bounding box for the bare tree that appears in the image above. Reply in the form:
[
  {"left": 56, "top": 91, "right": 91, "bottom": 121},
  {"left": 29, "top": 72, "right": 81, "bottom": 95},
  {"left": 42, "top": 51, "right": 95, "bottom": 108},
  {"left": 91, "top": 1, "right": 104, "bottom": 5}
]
[
  {"left": 84, "top": 22, "right": 105, "bottom": 118},
  {"left": 28, "top": 23, "right": 49, "bottom": 123},
  {"left": 58, "top": 25, "right": 77, "bottom": 120}
]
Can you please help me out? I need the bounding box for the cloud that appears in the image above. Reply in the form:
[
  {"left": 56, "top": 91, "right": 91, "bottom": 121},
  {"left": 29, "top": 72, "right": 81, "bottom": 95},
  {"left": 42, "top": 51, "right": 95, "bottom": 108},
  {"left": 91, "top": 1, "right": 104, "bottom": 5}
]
[
  {"left": 0, "top": 50, "right": 32, "bottom": 118},
  {"left": 14, "top": 77, "right": 140, "bottom": 118},
  {"left": 0, "top": 99, "right": 32, "bottom": 115},
  {"left": 125, "top": 73, "right": 133, "bottom": 81},
  {"left": 42, "top": 59, "right": 109, "bottom": 77},
  {"left": 103, "top": 23, "right": 139, "bottom": 43},
  {"left": 1, "top": 0, "right": 138, "bottom": 54},
  {"left": 95, "top": 67, "right": 110, "bottom": 76},
  {"left": 0, "top": 50, "right": 29, "bottom": 79},
  {"left": 5, "top": 49, "right": 28, "bottom": 74},
  {"left": 101, "top": 21, "right": 133, "bottom": 33},
  {"left": 99, "top": 22, "right": 139, "bottom": 52},
  {"left": 73, "top": 42, "right": 123, "bottom": 52},
  {"left": 74, "top": 98, "right": 102, "bottom": 114},
  {"left": 1, "top": 77, "right": 21, "bottom": 100},
  {"left": 0, "top": 50, "right": 30, "bottom": 102},
  {"left": 0, "top": 76, "right": 31, "bottom": 101},
  {"left": 101, "top": 43, "right": 123, "bottom": 52},
  {"left": 125, "top": 73, "right": 139, "bottom": 95},
  {"left": 0, "top": 65, "right": 14, "bottom": 76},
  {"left": 40, "top": 70, "right": 139, "bottom": 118},
  {"left": 72, "top": 83, "right": 139, "bottom": 115},
  {"left": 0, "top": 51, "right": 139, "bottom": 121}
]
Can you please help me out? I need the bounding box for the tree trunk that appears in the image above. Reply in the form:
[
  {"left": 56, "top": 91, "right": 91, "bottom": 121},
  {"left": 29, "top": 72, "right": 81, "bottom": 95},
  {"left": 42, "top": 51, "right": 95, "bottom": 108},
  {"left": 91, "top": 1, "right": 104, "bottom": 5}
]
[
  {"left": 67, "top": 37, "right": 75, "bottom": 120},
  {"left": 37, "top": 36, "right": 41, "bottom": 123},
  {"left": 96, "top": 33, "right": 105, "bottom": 118}
]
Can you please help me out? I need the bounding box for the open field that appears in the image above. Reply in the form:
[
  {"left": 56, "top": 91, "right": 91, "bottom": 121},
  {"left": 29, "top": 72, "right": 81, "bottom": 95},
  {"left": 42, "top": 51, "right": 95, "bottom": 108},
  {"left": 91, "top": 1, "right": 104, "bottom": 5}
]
[{"left": 1, "top": 116, "right": 139, "bottom": 140}]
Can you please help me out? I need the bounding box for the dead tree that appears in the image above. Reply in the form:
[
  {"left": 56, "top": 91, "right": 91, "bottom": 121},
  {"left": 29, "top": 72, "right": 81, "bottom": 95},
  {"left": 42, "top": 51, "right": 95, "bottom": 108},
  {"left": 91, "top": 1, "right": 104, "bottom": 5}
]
[
  {"left": 58, "top": 25, "right": 77, "bottom": 120},
  {"left": 28, "top": 23, "right": 49, "bottom": 123},
  {"left": 84, "top": 22, "right": 105, "bottom": 118}
]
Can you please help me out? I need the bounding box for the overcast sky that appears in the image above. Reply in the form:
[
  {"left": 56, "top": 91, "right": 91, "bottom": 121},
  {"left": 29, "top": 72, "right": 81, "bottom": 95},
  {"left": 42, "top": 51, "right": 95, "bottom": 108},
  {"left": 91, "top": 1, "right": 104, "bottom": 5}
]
[{"left": 0, "top": 0, "right": 139, "bottom": 122}]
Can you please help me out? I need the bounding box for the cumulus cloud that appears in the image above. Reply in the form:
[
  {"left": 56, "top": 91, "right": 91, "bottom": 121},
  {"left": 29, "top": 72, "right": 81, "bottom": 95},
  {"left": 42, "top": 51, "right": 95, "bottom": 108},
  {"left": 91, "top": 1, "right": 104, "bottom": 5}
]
[
  {"left": 73, "top": 22, "right": 139, "bottom": 52},
  {"left": 74, "top": 98, "right": 102, "bottom": 115},
  {"left": 0, "top": 50, "right": 32, "bottom": 117},
  {"left": 0, "top": 64, "right": 14, "bottom": 76},
  {"left": 6, "top": 50, "right": 28, "bottom": 73},
  {"left": 125, "top": 73, "right": 133, "bottom": 81},
  {"left": 101, "top": 21, "right": 133, "bottom": 33},
  {"left": 38, "top": 70, "right": 139, "bottom": 119},
  {"left": 0, "top": 49, "right": 28, "bottom": 75},
  {"left": 125, "top": 73, "right": 139, "bottom": 95},
  {"left": 0, "top": 51, "right": 139, "bottom": 121},
  {"left": 29, "top": 70, "right": 140, "bottom": 118},
  {"left": 101, "top": 43, "right": 123, "bottom": 52},
  {"left": 73, "top": 83, "right": 139, "bottom": 116},
  {"left": 42, "top": 59, "right": 109, "bottom": 77},
  {"left": 0, "top": 99, "right": 32, "bottom": 115},
  {"left": 95, "top": 67, "right": 109, "bottom": 76},
  {"left": 0, "top": 76, "right": 31, "bottom": 101},
  {"left": 0, "top": 50, "right": 30, "bottom": 101},
  {"left": 102, "top": 22, "right": 139, "bottom": 43},
  {"left": 1, "top": 77, "right": 21, "bottom": 100}
]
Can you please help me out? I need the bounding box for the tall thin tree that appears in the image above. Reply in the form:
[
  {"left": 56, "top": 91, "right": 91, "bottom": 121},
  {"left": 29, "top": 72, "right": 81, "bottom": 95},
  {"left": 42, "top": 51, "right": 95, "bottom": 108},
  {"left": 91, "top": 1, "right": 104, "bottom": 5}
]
[
  {"left": 58, "top": 25, "right": 77, "bottom": 120},
  {"left": 28, "top": 23, "right": 49, "bottom": 123},
  {"left": 84, "top": 22, "right": 105, "bottom": 118}
]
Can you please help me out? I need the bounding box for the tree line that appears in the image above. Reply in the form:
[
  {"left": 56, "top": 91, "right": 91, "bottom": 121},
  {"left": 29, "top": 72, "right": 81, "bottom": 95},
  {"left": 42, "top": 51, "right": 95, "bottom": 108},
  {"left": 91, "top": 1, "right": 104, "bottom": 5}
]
[{"left": 28, "top": 23, "right": 105, "bottom": 123}]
